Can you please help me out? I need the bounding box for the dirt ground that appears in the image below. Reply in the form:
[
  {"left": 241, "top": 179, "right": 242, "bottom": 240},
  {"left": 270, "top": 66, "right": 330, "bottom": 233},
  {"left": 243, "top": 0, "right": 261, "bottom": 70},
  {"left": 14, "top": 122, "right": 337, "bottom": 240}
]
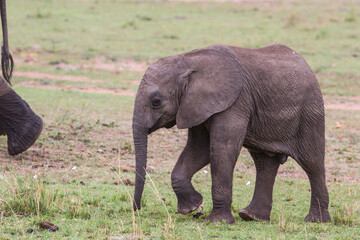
[{"left": 16, "top": 79, "right": 136, "bottom": 96}]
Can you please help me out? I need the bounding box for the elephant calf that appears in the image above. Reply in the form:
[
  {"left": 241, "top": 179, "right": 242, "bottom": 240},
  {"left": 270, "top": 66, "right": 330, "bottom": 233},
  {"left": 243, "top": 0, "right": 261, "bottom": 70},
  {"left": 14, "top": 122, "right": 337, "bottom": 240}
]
[{"left": 132, "top": 44, "right": 331, "bottom": 223}]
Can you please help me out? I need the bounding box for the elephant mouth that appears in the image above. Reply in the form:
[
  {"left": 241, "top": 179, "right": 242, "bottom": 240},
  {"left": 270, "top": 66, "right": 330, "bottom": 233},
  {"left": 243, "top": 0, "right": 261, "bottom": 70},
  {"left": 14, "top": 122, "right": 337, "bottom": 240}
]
[
  {"left": 148, "top": 119, "right": 161, "bottom": 134},
  {"left": 148, "top": 119, "right": 176, "bottom": 134},
  {"left": 165, "top": 120, "right": 176, "bottom": 129}
]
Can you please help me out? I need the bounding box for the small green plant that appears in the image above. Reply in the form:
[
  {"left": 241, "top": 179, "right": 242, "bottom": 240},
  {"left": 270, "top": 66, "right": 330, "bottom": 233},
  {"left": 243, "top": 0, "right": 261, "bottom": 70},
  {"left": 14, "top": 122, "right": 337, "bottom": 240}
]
[
  {"left": 345, "top": 9, "right": 356, "bottom": 22},
  {"left": 316, "top": 30, "right": 328, "bottom": 40},
  {"left": 333, "top": 204, "right": 355, "bottom": 226},
  {"left": 119, "top": 193, "right": 130, "bottom": 202},
  {"left": 65, "top": 199, "right": 91, "bottom": 219},
  {"left": 136, "top": 15, "right": 152, "bottom": 21},
  {"left": 27, "top": 10, "right": 52, "bottom": 19},
  {"left": 285, "top": 14, "right": 299, "bottom": 28},
  {"left": 278, "top": 213, "right": 287, "bottom": 232},
  {"left": 0, "top": 174, "right": 57, "bottom": 218},
  {"left": 80, "top": 138, "right": 92, "bottom": 144},
  {"left": 122, "top": 21, "right": 137, "bottom": 29},
  {"left": 101, "top": 121, "right": 116, "bottom": 128},
  {"left": 36, "top": 11, "right": 52, "bottom": 19},
  {"left": 163, "top": 35, "right": 179, "bottom": 40},
  {"left": 285, "top": 195, "right": 294, "bottom": 202},
  {"left": 121, "top": 142, "right": 133, "bottom": 152},
  {"left": 336, "top": 147, "right": 348, "bottom": 155}
]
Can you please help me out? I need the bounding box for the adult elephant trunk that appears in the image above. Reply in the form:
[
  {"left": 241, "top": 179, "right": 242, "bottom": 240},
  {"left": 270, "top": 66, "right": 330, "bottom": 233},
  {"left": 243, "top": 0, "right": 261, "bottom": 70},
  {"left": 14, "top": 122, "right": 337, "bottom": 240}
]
[{"left": 132, "top": 121, "right": 148, "bottom": 210}]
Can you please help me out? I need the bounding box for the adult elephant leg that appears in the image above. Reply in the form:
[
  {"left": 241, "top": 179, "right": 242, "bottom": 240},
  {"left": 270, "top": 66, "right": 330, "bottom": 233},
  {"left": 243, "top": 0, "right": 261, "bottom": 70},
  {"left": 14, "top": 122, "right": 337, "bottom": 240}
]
[
  {"left": 0, "top": 77, "right": 43, "bottom": 155},
  {"left": 171, "top": 124, "right": 210, "bottom": 214},
  {"left": 239, "top": 150, "right": 280, "bottom": 221}
]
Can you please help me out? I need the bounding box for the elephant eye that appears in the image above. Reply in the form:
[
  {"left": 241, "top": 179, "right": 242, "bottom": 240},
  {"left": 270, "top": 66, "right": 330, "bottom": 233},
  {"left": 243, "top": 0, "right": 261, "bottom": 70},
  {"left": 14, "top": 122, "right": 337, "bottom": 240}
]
[{"left": 151, "top": 98, "right": 162, "bottom": 108}]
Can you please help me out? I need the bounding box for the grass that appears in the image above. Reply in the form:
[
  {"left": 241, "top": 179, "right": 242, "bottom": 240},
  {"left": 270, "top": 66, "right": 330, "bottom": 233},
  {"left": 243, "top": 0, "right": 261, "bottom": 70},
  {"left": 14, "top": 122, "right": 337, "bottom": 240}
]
[
  {"left": 0, "top": 86, "right": 358, "bottom": 239},
  {"left": 0, "top": 0, "right": 359, "bottom": 239},
  {"left": 7, "top": 0, "right": 360, "bottom": 96}
]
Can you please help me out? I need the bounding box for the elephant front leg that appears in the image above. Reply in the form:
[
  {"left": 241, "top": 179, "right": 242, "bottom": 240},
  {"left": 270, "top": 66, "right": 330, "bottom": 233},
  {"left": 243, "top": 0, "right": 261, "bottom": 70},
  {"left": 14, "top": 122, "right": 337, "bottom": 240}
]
[
  {"left": 203, "top": 110, "right": 249, "bottom": 224},
  {"left": 171, "top": 124, "right": 210, "bottom": 214},
  {"left": 239, "top": 150, "right": 280, "bottom": 221},
  {"left": 205, "top": 151, "right": 238, "bottom": 224},
  {"left": 205, "top": 125, "right": 247, "bottom": 223}
]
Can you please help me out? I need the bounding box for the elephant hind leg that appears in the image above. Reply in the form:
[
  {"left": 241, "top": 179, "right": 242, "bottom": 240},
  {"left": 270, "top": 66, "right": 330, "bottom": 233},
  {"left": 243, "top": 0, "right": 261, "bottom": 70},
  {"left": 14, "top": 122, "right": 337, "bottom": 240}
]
[
  {"left": 303, "top": 170, "right": 331, "bottom": 222},
  {"left": 239, "top": 150, "right": 281, "bottom": 221},
  {"left": 296, "top": 153, "right": 331, "bottom": 222},
  {"left": 294, "top": 108, "right": 330, "bottom": 222},
  {"left": 171, "top": 124, "right": 210, "bottom": 215}
]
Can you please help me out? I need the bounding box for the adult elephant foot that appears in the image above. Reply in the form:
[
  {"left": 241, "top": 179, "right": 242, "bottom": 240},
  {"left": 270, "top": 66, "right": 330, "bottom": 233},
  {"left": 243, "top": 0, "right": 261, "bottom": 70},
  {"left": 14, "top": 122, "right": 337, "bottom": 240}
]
[
  {"left": 7, "top": 105, "right": 43, "bottom": 155},
  {"left": 177, "top": 191, "right": 203, "bottom": 214},
  {"left": 305, "top": 208, "right": 331, "bottom": 222},
  {"left": 0, "top": 80, "right": 43, "bottom": 155},
  {"left": 205, "top": 208, "right": 235, "bottom": 224},
  {"left": 238, "top": 205, "right": 270, "bottom": 221}
]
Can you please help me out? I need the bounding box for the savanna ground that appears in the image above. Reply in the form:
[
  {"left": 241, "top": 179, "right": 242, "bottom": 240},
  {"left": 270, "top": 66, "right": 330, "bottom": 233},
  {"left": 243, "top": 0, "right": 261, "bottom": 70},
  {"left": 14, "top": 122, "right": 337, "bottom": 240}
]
[{"left": 0, "top": 0, "right": 359, "bottom": 239}]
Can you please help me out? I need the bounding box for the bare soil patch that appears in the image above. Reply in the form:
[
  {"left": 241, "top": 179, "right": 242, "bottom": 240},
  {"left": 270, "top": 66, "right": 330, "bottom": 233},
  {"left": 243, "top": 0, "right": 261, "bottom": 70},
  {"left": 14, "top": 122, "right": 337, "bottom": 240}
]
[
  {"left": 52, "top": 57, "right": 148, "bottom": 74},
  {"left": 17, "top": 81, "right": 135, "bottom": 96},
  {"left": 324, "top": 96, "right": 360, "bottom": 111},
  {"left": 14, "top": 49, "right": 149, "bottom": 74},
  {"left": 15, "top": 71, "right": 102, "bottom": 83},
  {"left": 82, "top": 57, "right": 148, "bottom": 73}
]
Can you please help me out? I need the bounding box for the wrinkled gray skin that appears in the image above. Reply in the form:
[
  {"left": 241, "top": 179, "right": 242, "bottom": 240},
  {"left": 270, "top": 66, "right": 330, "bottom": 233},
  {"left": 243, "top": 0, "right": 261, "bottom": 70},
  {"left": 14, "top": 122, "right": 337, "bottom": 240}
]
[
  {"left": 0, "top": 77, "right": 43, "bottom": 155},
  {"left": 132, "top": 44, "right": 331, "bottom": 223}
]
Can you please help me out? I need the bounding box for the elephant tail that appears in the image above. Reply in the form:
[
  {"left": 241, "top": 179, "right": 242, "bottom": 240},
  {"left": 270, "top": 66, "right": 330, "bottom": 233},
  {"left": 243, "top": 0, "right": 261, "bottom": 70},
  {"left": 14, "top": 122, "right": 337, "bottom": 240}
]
[
  {"left": 0, "top": 0, "right": 14, "bottom": 84},
  {"left": 1, "top": 45, "right": 13, "bottom": 84}
]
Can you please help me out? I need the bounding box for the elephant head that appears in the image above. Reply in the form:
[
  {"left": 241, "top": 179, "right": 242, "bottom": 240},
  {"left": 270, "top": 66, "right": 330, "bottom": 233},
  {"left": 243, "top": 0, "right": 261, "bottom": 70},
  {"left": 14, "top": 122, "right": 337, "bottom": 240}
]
[{"left": 132, "top": 45, "right": 247, "bottom": 210}]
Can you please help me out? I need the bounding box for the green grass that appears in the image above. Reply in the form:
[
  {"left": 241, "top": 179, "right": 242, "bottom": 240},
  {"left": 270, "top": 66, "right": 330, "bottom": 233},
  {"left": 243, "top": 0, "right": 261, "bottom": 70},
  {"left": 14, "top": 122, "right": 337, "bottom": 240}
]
[
  {"left": 0, "top": 0, "right": 359, "bottom": 239},
  {"left": 0, "top": 86, "right": 358, "bottom": 239},
  {"left": 7, "top": 0, "right": 360, "bottom": 96}
]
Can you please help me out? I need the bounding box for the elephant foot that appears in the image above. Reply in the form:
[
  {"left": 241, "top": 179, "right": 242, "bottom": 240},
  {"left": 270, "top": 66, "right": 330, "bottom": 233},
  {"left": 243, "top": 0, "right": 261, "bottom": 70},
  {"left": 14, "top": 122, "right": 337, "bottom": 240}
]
[
  {"left": 205, "top": 209, "right": 235, "bottom": 224},
  {"left": 0, "top": 88, "right": 44, "bottom": 155},
  {"left": 177, "top": 191, "right": 203, "bottom": 214},
  {"left": 239, "top": 206, "right": 271, "bottom": 221},
  {"left": 305, "top": 209, "right": 331, "bottom": 223},
  {"left": 7, "top": 104, "right": 43, "bottom": 156}
]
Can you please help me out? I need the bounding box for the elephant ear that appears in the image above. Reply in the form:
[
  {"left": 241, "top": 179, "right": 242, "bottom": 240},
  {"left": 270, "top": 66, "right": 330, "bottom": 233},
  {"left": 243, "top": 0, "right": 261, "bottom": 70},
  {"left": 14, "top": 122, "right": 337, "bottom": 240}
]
[{"left": 176, "top": 45, "right": 247, "bottom": 129}]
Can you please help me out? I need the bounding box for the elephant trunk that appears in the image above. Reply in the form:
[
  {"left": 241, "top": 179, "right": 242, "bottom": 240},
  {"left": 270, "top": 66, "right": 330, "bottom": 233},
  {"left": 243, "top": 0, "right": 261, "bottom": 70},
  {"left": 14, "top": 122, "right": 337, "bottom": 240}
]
[{"left": 132, "top": 121, "right": 148, "bottom": 210}]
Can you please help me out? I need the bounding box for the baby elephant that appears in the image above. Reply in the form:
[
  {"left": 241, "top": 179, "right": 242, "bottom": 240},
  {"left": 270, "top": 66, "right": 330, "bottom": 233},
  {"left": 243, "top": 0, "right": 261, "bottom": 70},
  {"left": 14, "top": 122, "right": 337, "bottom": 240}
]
[{"left": 132, "top": 44, "right": 331, "bottom": 223}]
